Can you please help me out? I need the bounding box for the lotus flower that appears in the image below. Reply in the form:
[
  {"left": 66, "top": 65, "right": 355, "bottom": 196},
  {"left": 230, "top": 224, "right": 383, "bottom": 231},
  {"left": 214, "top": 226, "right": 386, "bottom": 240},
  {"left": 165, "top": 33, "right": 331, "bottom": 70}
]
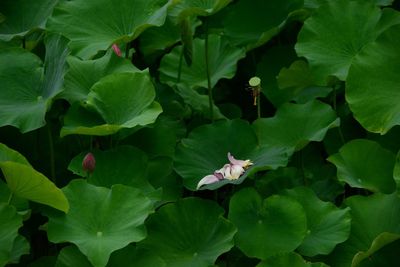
[
  {"left": 196, "top": 153, "right": 253, "bottom": 189},
  {"left": 82, "top": 152, "right": 96, "bottom": 173}
]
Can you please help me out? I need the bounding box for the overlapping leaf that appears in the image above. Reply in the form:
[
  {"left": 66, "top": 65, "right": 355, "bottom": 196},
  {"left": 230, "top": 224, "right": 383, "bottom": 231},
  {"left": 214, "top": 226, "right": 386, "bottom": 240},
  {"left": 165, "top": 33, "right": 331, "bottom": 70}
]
[
  {"left": 0, "top": 0, "right": 58, "bottom": 41},
  {"left": 47, "top": 0, "right": 170, "bottom": 59},
  {"left": 296, "top": 0, "right": 400, "bottom": 82},
  {"left": 283, "top": 187, "right": 351, "bottom": 256},
  {"left": 328, "top": 139, "right": 396, "bottom": 194},
  {"left": 159, "top": 34, "right": 246, "bottom": 88},
  {"left": 253, "top": 100, "right": 339, "bottom": 152},
  {"left": 257, "top": 252, "right": 328, "bottom": 267},
  {"left": 61, "top": 51, "right": 139, "bottom": 104},
  {"left": 48, "top": 180, "right": 153, "bottom": 267},
  {"left": 174, "top": 119, "right": 292, "bottom": 190},
  {"left": 61, "top": 72, "right": 162, "bottom": 137},
  {"left": 0, "top": 34, "right": 69, "bottom": 132},
  {"left": 139, "top": 197, "right": 236, "bottom": 267},
  {"left": 327, "top": 193, "right": 400, "bottom": 267},
  {"left": 346, "top": 25, "right": 400, "bottom": 134}
]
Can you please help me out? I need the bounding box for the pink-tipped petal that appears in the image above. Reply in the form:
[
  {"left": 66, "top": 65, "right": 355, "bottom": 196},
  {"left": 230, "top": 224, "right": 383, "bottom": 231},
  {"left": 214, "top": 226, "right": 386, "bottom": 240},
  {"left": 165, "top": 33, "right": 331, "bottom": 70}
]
[
  {"left": 112, "top": 44, "right": 122, "bottom": 57},
  {"left": 227, "top": 152, "right": 253, "bottom": 168},
  {"left": 197, "top": 174, "right": 220, "bottom": 189}
]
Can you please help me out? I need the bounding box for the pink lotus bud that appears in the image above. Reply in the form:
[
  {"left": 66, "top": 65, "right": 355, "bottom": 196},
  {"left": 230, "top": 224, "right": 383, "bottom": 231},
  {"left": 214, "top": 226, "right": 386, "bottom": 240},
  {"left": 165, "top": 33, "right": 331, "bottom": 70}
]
[
  {"left": 82, "top": 152, "right": 96, "bottom": 173},
  {"left": 112, "top": 44, "right": 122, "bottom": 57}
]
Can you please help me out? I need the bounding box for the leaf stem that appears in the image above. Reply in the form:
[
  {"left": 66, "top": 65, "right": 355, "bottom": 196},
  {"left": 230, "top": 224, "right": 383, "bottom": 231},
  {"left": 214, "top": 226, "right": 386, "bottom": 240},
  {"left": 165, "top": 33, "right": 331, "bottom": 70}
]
[
  {"left": 7, "top": 192, "right": 13, "bottom": 205},
  {"left": 47, "top": 123, "right": 56, "bottom": 182},
  {"left": 204, "top": 19, "right": 214, "bottom": 122},
  {"left": 257, "top": 87, "right": 261, "bottom": 119},
  {"left": 177, "top": 47, "right": 183, "bottom": 83},
  {"left": 333, "top": 85, "right": 345, "bottom": 144},
  {"left": 125, "top": 42, "right": 130, "bottom": 59}
]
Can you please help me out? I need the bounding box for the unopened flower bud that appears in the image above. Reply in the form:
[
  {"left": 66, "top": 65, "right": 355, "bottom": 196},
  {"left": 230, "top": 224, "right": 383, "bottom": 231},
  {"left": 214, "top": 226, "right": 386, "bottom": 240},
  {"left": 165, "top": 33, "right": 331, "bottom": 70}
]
[
  {"left": 112, "top": 44, "right": 122, "bottom": 57},
  {"left": 82, "top": 152, "right": 96, "bottom": 173}
]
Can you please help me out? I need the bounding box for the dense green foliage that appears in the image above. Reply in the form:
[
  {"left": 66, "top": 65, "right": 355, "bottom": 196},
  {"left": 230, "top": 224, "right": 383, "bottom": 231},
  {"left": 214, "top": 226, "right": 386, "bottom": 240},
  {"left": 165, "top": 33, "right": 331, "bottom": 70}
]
[{"left": 1, "top": 0, "right": 400, "bottom": 266}]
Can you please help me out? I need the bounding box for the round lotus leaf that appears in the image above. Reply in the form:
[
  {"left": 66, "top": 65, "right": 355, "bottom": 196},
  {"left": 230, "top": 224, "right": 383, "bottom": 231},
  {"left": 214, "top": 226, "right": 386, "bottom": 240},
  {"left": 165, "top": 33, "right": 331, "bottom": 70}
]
[
  {"left": 0, "top": 0, "right": 58, "bottom": 41},
  {"left": 283, "top": 187, "right": 351, "bottom": 256},
  {"left": 228, "top": 188, "right": 307, "bottom": 259},
  {"left": 0, "top": 34, "right": 69, "bottom": 133},
  {"left": 174, "top": 119, "right": 291, "bottom": 190},
  {"left": 139, "top": 197, "right": 236, "bottom": 267},
  {"left": 47, "top": 0, "right": 170, "bottom": 59},
  {"left": 61, "top": 72, "right": 162, "bottom": 137},
  {"left": 296, "top": 0, "right": 400, "bottom": 82},
  {"left": 327, "top": 139, "right": 396, "bottom": 194},
  {"left": 47, "top": 180, "right": 153, "bottom": 267},
  {"left": 327, "top": 193, "right": 400, "bottom": 267},
  {"left": 253, "top": 100, "right": 339, "bottom": 152},
  {"left": 346, "top": 25, "right": 400, "bottom": 134}
]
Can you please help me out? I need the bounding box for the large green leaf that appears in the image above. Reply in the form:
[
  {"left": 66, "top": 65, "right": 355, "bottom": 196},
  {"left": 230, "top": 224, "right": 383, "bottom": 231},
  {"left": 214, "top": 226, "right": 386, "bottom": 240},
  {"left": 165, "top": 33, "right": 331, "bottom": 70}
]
[
  {"left": 346, "top": 25, "right": 400, "bottom": 134},
  {"left": 327, "top": 193, "right": 400, "bottom": 267},
  {"left": 68, "top": 146, "right": 154, "bottom": 192},
  {"left": 56, "top": 245, "right": 165, "bottom": 267},
  {"left": 295, "top": 0, "right": 400, "bottom": 82},
  {"left": 168, "top": 0, "right": 231, "bottom": 23},
  {"left": 139, "top": 197, "right": 236, "bottom": 267},
  {"left": 61, "top": 72, "right": 162, "bottom": 137},
  {"left": 48, "top": 180, "right": 153, "bottom": 267},
  {"left": 252, "top": 100, "right": 339, "bottom": 152},
  {"left": 174, "top": 119, "right": 291, "bottom": 190},
  {"left": 327, "top": 139, "right": 396, "bottom": 194},
  {"left": 8, "top": 235, "right": 30, "bottom": 265},
  {"left": 61, "top": 51, "right": 139, "bottom": 104},
  {"left": 283, "top": 187, "right": 351, "bottom": 256},
  {"left": 228, "top": 188, "right": 307, "bottom": 259},
  {"left": 47, "top": 0, "right": 170, "bottom": 59},
  {"left": 159, "top": 34, "right": 246, "bottom": 89},
  {"left": 257, "top": 252, "right": 329, "bottom": 267},
  {"left": 0, "top": 203, "right": 22, "bottom": 267},
  {"left": 217, "top": 0, "right": 303, "bottom": 49},
  {"left": 0, "top": 34, "right": 69, "bottom": 132},
  {"left": 0, "top": 161, "right": 69, "bottom": 213},
  {"left": 352, "top": 232, "right": 400, "bottom": 267},
  {"left": 0, "top": 143, "right": 30, "bottom": 166},
  {"left": 0, "top": 0, "right": 58, "bottom": 41}
]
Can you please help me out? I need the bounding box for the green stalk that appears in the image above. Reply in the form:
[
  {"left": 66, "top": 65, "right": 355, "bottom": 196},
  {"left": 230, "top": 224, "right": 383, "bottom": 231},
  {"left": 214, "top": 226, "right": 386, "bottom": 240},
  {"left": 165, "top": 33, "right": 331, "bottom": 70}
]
[
  {"left": 47, "top": 124, "right": 56, "bottom": 182},
  {"left": 204, "top": 19, "right": 214, "bottom": 122},
  {"left": 333, "top": 85, "right": 345, "bottom": 144},
  {"left": 125, "top": 43, "right": 130, "bottom": 59},
  {"left": 257, "top": 87, "right": 261, "bottom": 119},
  {"left": 7, "top": 192, "right": 13, "bottom": 205},
  {"left": 177, "top": 47, "right": 184, "bottom": 83}
]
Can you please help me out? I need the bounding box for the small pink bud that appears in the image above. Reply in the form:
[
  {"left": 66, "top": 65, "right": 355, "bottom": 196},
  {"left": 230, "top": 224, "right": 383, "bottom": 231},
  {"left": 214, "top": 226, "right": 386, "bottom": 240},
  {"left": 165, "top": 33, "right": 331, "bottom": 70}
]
[
  {"left": 112, "top": 44, "right": 122, "bottom": 57},
  {"left": 82, "top": 152, "right": 96, "bottom": 173}
]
